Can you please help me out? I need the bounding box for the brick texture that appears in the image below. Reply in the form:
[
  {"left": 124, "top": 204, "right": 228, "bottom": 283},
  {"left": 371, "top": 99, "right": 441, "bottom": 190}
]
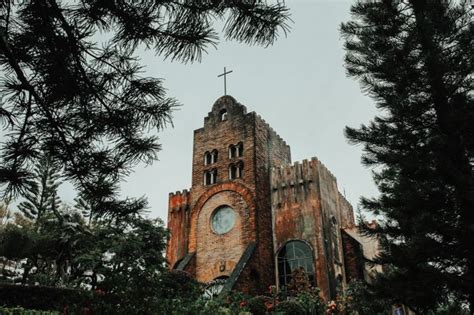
[{"left": 166, "top": 96, "right": 359, "bottom": 300}]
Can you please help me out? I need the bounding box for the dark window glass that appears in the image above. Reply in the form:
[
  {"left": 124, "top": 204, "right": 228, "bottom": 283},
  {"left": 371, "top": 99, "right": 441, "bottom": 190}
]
[{"left": 277, "top": 241, "right": 315, "bottom": 288}]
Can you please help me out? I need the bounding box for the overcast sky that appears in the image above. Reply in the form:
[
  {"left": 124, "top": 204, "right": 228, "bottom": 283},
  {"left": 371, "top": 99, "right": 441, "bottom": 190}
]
[{"left": 59, "top": 0, "right": 380, "bottom": 221}]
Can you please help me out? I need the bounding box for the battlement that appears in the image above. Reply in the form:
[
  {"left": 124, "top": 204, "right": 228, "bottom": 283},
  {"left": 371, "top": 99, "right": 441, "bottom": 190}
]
[
  {"left": 168, "top": 189, "right": 191, "bottom": 213},
  {"left": 255, "top": 114, "right": 289, "bottom": 149},
  {"left": 271, "top": 157, "right": 319, "bottom": 190}
]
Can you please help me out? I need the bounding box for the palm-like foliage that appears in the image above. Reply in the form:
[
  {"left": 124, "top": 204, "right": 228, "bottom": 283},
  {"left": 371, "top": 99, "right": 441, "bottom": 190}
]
[
  {"left": 17, "top": 154, "right": 61, "bottom": 225},
  {"left": 341, "top": 0, "right": 473, "bottom": 312},
  {"left": 0, "top": 0, "right": 291, "bottom": 218}
]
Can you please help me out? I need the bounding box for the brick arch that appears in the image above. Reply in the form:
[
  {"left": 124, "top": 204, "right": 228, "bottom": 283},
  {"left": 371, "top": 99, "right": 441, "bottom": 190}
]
[{"left": 189, "top": 182, "right": 256, "bottom": 252}]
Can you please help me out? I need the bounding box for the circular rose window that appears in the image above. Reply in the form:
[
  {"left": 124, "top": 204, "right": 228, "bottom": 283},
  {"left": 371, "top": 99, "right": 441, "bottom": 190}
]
[{"left": 211, "top": 206, "right": 236, "bottom": 235}]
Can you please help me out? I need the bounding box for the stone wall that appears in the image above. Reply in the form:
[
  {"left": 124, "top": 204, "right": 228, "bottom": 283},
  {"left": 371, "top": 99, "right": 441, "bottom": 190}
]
[
  {"left": 271, "top": 158, "right": 355, "bottom": 300},
  {"left": 166, "top": 189, "right": 191, "bottom": 268}
]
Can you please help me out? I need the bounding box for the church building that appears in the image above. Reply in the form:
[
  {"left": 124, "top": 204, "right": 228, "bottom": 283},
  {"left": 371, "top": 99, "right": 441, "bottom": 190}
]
[{"left": 166, "top": 96, "right": 371, "bottom": 300}]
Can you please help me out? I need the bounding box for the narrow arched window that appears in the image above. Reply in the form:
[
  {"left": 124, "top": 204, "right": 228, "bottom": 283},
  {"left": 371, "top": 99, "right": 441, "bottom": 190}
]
[
  {"left": 277, "top": 241, "right": 315, "bottom": 288},
  {"left": 211, "top": 150, "right": 218, "bottom": 164},
  {"left": 229, "top": 162, "right": 243, "bottom": 180},
  {"left": 204, "top": 169, "right": 217, "bottom": 185},
  {"left": 229, "top": 164, "right": 236, "bottom": 180},
  {"left": 204, "top": 151, "right": 212, "bottom": 165},
  {"left": 229, "top": 145, "right": 236, "bottom": 159},
  {"left": 220, "top": 109, "right": 228, "bottom": 121},
  {"left": 237, "top": 142, "right": 244, "bottom": 157}
]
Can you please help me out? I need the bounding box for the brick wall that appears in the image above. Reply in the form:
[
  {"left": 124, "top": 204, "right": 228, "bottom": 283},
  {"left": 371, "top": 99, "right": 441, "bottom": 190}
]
[
  {"left": 271, "top": 158, "right": 355, "bottom": 301},
  {"left": 166, "top": 96, "right": 356, "bottom": 299}
]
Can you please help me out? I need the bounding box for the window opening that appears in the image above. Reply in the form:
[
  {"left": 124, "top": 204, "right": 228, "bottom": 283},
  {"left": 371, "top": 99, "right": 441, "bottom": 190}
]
[
  {"left": 220, "top": 109, "right": 228, "bottom": 121},
  {"left": 229, "top": 145, "right": 236, "bottom": 159},
  {"left": 229, "top": 162, "right": 243, "bottom": 180},
  {"left": 237, "top": 142, "right": 244, "bottom": 157},
  {"left": 211, "top": 150, "right": 218, "bottom": 164},
  {"left": 204, "top": 169, "right": 217, "bottom": 185},
  {"left": 277, "top": 241, "right": 315, "bottom": 288}
]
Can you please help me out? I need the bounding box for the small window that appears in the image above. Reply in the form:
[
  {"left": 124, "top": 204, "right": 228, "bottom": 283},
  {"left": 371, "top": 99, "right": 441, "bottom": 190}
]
[
  {"left": 229, "top": 143, "right": 243, "bottom": 159},
  {"left": 229, "top": 145, "right": 236, "bottom": 159},
  {"left": 204, "top": 152, "right": 212, "bottom": 165},
  {"left": 205, "top": 150, "right": 218, "bottom": 165},
  {"left": 220, "top": 109, "right": 228, "bottom": 121},
  {"left": 229, "top": 162, "right": 244, "bottom": 180},
  {"left": 211, "top": 150, "right": 218, "bottom": 164},
  {"left": 237, "top": 142, "right": 244, "bottom": 157},
  {"left": 204, "top": 169, "right": 217, "bottom": 185}
]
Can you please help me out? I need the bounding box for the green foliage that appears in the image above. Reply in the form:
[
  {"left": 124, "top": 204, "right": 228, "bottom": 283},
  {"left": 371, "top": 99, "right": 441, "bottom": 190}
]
[
  {"left": 273, "top": 300, "right": 306, "bottom": 315},
  {"left": 341, "top": 0, "right": 473, "bottom": 312},
  {"left": 17, "top": 154, "right": 62, "bottom": 225},
  {"left": 247, "top": 295, "right": 268, "bottom": 315},
  {"left": 0, "top": 283, "right": 88, "bottom": 312},
  {"left": 0, "top": 0, "right": 290, "bottom": 218},
  {"left": 344, "top": 280, "right": 392, "bottom": 315},
  {"left": 293, "top": 287, "right": 325, "bottom": 315},
  {"left": 0, "top": 306, "right": 59, "bottom": 315}
]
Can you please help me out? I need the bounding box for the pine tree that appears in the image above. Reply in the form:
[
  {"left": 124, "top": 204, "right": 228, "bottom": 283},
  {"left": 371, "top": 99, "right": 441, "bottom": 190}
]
[
  {"left": 0, "top": 1, "right": 290, "bottom": 217},
  {"left": 18, "top": 154, "right": 62, "bottom": 227},
  {"left": 341, "top": 0, "right": 473, "bottom": 312}
]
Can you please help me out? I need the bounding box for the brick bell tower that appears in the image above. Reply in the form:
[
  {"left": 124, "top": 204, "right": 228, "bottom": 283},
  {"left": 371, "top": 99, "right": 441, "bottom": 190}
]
[{"left": 166, "top": 95, "right": 291, "bottom": 294}]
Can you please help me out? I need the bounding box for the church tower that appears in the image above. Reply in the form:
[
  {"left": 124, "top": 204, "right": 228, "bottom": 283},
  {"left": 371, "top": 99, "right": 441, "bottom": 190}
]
[
  {"left": 167, "top": 95, "right": 291, "bottom": 294},
  {"left": 166, "top": 96, "right": 367, "bottom": 299}
]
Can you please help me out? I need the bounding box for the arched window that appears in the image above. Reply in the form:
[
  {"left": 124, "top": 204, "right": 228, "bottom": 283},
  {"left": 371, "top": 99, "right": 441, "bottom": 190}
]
[
  {"left": 204, "top": 150, "right": 218, "bottom": 165},
  {"left": 229, "top": 162, "right": 243, "bottom": 180},
  {"left": 204, "top": 151, "right": 212, "bottom": 165},
  {"left": 204, "top": 169, "right": 217, "bottom": 185},
  {"left": 229, "top": 145, "right": 236, "bottom": 159},
  {"left": 237, "top": 142, "right": 244, "bottom": 157},
  {"left": 211, "top": 150, "right": 218, "bottom": 164},
  {"left": 229, "top": 143, "right": 243, "bottom": 159},
  {"left": 220, "top": 109, "right": 228, "bottom": 121},
  {"left": 277, "top": 240, "right": 315, "bottom": 288}
]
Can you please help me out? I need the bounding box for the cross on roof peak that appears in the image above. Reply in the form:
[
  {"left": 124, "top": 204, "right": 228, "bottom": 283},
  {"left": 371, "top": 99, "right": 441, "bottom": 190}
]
[{"left": 217, "top": 67, "right": 233, "bottom": 95}]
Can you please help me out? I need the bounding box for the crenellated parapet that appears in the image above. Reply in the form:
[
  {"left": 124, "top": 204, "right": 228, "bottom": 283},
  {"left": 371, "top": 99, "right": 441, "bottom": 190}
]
[
  {"left": 168, "top": 189, "right": 191, "bottom": 213},
  {"left": 255, "top": 114, "right": 289, "bottom": 150},
  {"left": 271, "top": 157, "right": 319, "bottom": 191}
]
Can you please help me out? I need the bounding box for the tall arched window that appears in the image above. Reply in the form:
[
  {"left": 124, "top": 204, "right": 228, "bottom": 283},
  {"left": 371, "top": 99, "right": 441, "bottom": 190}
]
[
  {"left": 204, "top": 151, "right": 212, "bottom": 165},
  {"left": 236, "top": 142, "right": 244, "bottom": 157},
  {"left": 211, "top": 150, "right": 218, "bottom": 163},
  {"left": 277, "top": 240, "right": 315, "bottom": 288}
]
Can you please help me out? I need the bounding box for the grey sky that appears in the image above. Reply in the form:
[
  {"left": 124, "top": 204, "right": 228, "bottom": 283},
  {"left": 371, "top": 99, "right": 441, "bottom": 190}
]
[{"left": 60, "top": 0, "right": 380, "bottom": 221}]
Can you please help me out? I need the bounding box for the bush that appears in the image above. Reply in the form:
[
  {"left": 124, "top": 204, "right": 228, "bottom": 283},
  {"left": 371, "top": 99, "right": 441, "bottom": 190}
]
[
  {"left": 247, "top": 296, "right": 268, "bottom": 315},
  {"left": 0, "top": 283, "right": 87, "bottom": 311},
  {"left": 274, "top": 300, "right": 306, "bottom": 315},
  {"left": 0, "top": 306, "right": 59, "bottom": 315}
]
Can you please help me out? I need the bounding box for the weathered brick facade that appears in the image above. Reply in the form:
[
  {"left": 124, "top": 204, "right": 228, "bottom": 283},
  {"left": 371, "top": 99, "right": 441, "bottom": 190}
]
[{"left": 166, "top": 96, "right": 367, "bottom": 300}]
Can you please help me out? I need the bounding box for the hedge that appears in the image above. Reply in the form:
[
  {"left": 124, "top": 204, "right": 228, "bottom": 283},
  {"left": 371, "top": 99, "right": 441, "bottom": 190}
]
[
  {"left": 0, "top": 306, "right": 59, "bottom": 315},
  {"left": 0, "top": 283, "right": 89, "bottom": 312}
]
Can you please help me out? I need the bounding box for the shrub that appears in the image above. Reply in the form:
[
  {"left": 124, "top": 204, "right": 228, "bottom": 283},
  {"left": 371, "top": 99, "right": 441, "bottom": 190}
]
[
  {"left": 247, "top": 295, "right": 268, "bottom": 315},
  {"left": 0, "top": 306, "right": 59, "bottom": 315},
  {"left": 274, "top": 300, "right": 306, "bottom": 315},
  {"left": 0, "top": 283, "right": 87, "bottom": 311}
]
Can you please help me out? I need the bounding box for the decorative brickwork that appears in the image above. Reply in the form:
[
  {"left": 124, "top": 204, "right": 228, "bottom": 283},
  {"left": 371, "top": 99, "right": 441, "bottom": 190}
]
[{"left": 166, "top": 95, "right": 366, "bottom": 300}]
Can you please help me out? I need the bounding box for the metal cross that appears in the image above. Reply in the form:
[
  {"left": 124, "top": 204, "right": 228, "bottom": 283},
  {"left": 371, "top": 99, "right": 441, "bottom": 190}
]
[{"left": 217, "top": 67, "right": 233, "bottom": 95}]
